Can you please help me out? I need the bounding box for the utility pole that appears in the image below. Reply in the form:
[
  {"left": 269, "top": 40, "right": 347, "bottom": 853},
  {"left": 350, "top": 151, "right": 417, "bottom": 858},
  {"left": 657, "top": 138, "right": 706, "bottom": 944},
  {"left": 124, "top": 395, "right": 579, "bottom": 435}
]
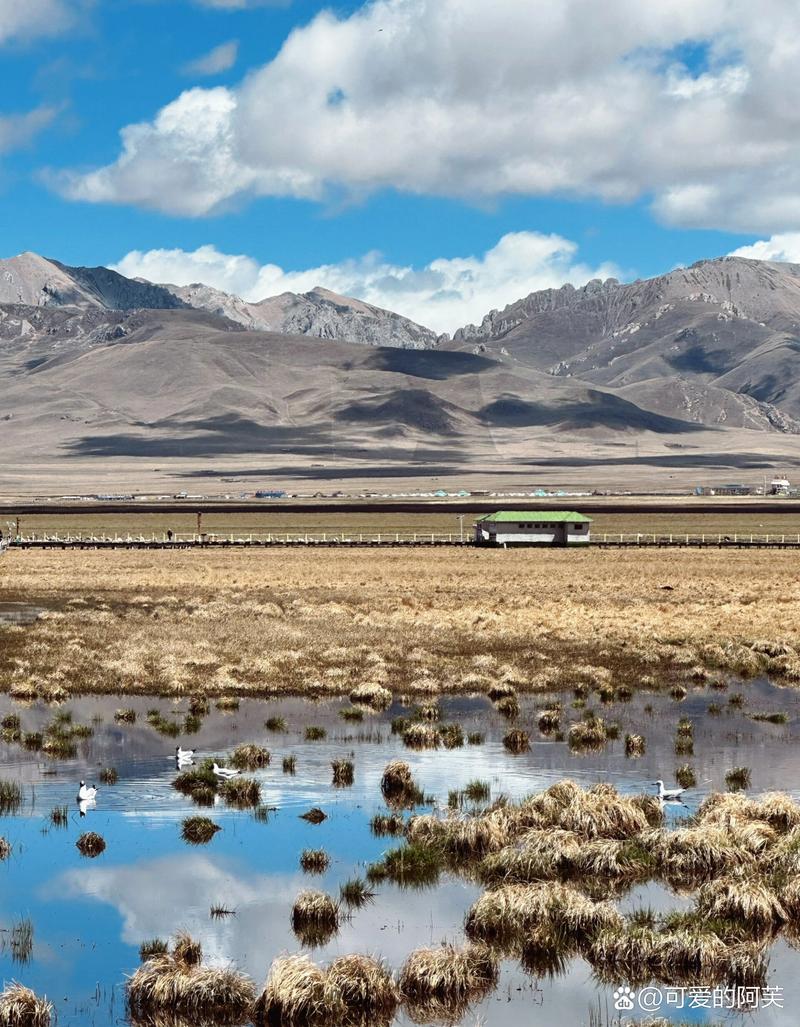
[{"left": 457, "top": 514, "right": 464, "bottom": 542}]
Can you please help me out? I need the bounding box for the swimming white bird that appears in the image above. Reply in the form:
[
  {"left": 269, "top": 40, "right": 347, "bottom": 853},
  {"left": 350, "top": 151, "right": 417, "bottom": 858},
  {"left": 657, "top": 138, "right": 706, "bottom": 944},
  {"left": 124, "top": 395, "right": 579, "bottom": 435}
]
[
  {"left": 653, "top": 779, "right": 686, "bottom": 801},
  {"left": 78, "top": 797, "right": 96, "bottom": 818},
  {"left": 175, "top": 746, "right": 195, "bottom": 761},
  {"left": 213, "top": 762, "right": 240, "bottom": 779},
  {"left": 77, "top": 781, "right": 97, "bottom": 801}
]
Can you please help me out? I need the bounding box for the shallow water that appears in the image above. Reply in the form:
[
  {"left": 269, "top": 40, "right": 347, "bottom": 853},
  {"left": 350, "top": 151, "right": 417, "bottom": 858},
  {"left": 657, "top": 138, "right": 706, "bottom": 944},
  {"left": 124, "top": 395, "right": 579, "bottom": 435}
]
[{"left": 0, "top": 680, "right": 799, "bottom": 1026}]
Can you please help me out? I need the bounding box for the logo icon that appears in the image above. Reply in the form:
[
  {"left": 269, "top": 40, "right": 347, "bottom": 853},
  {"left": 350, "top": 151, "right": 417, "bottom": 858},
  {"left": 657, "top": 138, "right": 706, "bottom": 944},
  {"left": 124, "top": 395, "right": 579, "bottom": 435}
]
[{"left": 613, "top": 986, "right": 636, "bottom": 1011}]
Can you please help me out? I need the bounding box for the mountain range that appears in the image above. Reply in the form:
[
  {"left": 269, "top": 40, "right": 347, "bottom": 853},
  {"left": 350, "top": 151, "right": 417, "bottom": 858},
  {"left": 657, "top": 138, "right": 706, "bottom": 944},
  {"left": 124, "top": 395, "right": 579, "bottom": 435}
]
[{"left": 2, "top": 250, "right": 800, "bottom": 494}]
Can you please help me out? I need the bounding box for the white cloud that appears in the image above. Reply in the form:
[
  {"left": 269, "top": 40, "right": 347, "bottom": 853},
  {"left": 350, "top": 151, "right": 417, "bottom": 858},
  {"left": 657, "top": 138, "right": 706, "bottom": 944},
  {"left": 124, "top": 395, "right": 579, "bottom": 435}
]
[
  {"left": 0, "top": 106, "right": 57, "bottom": 153},
  {"left": 182, "top": 40, "right": 238, "bottom": 77},
  {"left": 729, "top": 234, "right": 800, "bottom": 263},
  {"left": 0, "top": 0, "right": 83, "bottom": 45},
  {"left": 112, "top": 230, "right": 622, "bottom": 334},
  {"left": 51, "top": 0, "right": 800, "bottom": 232}
]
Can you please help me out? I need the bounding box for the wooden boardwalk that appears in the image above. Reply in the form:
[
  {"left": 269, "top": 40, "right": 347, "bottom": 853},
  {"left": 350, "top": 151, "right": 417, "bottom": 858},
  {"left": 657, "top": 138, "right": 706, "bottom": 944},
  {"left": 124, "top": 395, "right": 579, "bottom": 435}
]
[{"left": 5, "top": 531, "right": 800, "bottom": 550}]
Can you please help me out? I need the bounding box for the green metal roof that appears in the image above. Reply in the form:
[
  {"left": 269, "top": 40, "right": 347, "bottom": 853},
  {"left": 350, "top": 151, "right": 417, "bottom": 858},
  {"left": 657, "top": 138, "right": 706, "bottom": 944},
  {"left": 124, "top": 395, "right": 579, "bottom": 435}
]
[{"left": 476, "top": 510, "right": 592, "bottom": 523}]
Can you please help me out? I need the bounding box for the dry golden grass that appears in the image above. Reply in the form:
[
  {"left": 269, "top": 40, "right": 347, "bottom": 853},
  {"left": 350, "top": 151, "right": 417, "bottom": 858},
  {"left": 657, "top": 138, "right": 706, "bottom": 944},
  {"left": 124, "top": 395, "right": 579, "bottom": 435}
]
[
  {"left": 0, "top": 983, "right": 52, "bottom": 1027},
  {"left": 127, "top": 933, "right": 254, "bottom": 1021},
  {"left": 2, "top": 547, "right": 800, "bottom": 700}
]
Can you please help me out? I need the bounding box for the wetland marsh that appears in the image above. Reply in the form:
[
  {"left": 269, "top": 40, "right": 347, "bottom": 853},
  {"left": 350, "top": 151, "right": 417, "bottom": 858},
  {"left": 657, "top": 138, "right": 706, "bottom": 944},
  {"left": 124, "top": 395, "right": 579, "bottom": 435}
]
[{"left": 1, "top": 545, "right": 800, "bottom": 1025}]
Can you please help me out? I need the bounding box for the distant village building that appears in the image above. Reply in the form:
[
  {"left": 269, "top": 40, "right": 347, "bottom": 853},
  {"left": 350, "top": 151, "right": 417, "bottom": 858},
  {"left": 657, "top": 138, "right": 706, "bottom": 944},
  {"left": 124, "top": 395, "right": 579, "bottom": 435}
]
[
  {"left": 770, "top": 476, "right": 791, "bottom": 496},
  {"left": 694, "top": 484, "right": 752, "bottom": 497},
  {"left": 474, "top": 511, "right": 592, "bottom": 547}
]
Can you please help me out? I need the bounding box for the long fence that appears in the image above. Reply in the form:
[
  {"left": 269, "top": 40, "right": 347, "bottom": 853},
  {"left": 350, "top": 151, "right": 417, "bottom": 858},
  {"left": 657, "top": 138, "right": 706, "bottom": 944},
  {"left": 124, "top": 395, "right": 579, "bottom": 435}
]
[{"left": 6, "top": 531, "right": 800, "bottom": 549}]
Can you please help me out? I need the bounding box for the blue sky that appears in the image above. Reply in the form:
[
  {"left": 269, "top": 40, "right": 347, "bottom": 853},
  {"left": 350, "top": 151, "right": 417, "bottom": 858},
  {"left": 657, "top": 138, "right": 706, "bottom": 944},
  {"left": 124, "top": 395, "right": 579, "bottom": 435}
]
[{"left": 3, "top": 0, "right": 800, "bottom": 332}]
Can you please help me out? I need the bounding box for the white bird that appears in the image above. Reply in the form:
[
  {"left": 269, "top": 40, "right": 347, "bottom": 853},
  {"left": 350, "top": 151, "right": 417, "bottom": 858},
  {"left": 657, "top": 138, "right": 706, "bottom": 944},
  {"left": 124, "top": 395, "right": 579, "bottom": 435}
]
[
  {"left": 175, "top": 746, "right": 195, "bottom": 761},
  {"left": 78, "top": 797, "right": 95, "bottom": 818},
  {"left": 213, "top": 762, "right": 239, "bottom": 779},
  {"left": 653, "top": 779, "right": 686, "bottom": 801},
  {"left": 77, "top": 781, "right": 97, "bottom": 801}
]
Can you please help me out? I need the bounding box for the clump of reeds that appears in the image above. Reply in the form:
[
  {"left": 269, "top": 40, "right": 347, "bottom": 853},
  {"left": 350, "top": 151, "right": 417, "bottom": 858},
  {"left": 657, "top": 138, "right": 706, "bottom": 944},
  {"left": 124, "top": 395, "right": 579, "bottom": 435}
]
[
  {"left": 173, "top": 758, "right": 218, "bottom": 804},
  {"left": 291, "top": 890, "right": 340, "bottom": 947},
  {"left": 697, "top": 872, "right": 785, "bottom": 932},
  {"left": 9, "top": 684, "right": 38, "bottom": 702},
  {"left": 339, "top": 707, "right": 364, "bottom": 722},
  {"left": 76, "top": 832, "right": 106, "bottom": 858},
  {"left": 439, "top": 723, "right": 464, "bottom": 749},
  {"left": 416, "top": 701, "right": 440, "bottom": 722},
  {"left": 625, "top": 734, "right": 646, "bottom": 758},
  {"left": 47, "top": 804, "right": 68, "bottom": 829},
  {"left": 99, "top": 768, "right": 118, "bottom": 785},
  {"left": 300, "top": 807, "right": 327, "bottom": 824},
  {"left": 339, "top": 878, "right": 374, "bottom": 909},
  {"left": 230, "top": 743, "right": 270, "bottom": 770},
  {"left": 327, "top": 954, "right": 398, "bottom": 1023},
  {"left": 468, "top": 731, "right": 485, "bottom": 744},
  {"left": 494, "top": 696, "right": 520, "bottom": 719},
  {"left": 305, "top": 726, "right": 327, "bottom": 741},
  {"left": 371, "top": 812, "right": 405, "bottom": 836},
  {"left": 219, "top": 776, "right": 261, "bottom": 808},
  {"left": 252, "top": 954, "right": 342, "bottom": 1027},
  {"left": 0, "top": 839, "right": 11, "bottom": 861},
  {"left": 139, "top": 939, "right": 168, "bottom": 960},
  {"left": 0, "top": 983, "right": 53, "bottom": 1027},
  {"left": 463, "top": 780, "right": 491, "bottom": 803},
  {"left": 22, "top": 734, "right": 41, "bottom": 752},
  {"left": 675, "top": 765, "right": 697, "bottom": 789},
  {"left": 332, "top": 759, "right": 354, "bottom": 787},
  {"left": 465, "top": 882, "right": 622, "bottom": 947},
  {"left": 568, "top": 714, "right": 607, "bottom": 751},
  {"left": 537, "top": 708, "right": 561, "bottom": 732},
  {"left": 0, "top": 715, "right": 20, "bottom": 732},
  {"left": 751, "top": 711, "right": 789, "bottom": 724},
  {"left": 0, "top": 781, "right": 22, "bottom": 815},
  {"left": 283, "top": 756, "right": 297, "bottom": 774},
  {"left": 128, "top": 932, "right": 255, "bottom": 1020},
  {"left": 215, "top": 696, "right": 240, "bottom": 711},
  {"left": 265, "top": 716, "right": 287, "bottom": 732},
  {"left": 726, "top": 767, "right": 751, "bottom": 791},
  {"left": 114, "top": 708, "right": 136, "bottom": 723},
  {"left": 502, "top": 728, "right": 529, "bottom": 754},
  {"left": 349, "top": 683, "right": 392, "bottom": 709},
  {"left": 300, "top": 849, "right": 330, "bottom": 874},
  {"left": 367, "top": 843, "right": 443, "bottom": 889},
  {"left": 210, "top": 905, "right": 236, "bottom": 919},
  {"left": 380, "top": 760, "right": 416, "bottom": 800},
  {"left": 188, "top": 695, "right": 210, "bottom": 716},
  {"left": 487, "top": 683, "right": 516, "bottom": 702},
  {"left": 402, "top": 723, "right": 439, "bottom": 749},
  {"left": 399, "top": 944, "right": 498, "bottom": 1022},
  {"left": 181, "top": 816, "right": 221, "bottom": 845}
]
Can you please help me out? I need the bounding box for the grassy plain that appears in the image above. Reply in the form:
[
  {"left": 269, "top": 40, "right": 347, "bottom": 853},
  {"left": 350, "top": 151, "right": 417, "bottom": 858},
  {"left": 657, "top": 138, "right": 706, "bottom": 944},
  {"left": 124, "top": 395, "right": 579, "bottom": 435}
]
[
  {"left": 1, "top": 546, "right": 799, "bottom": 700},
  {"left": 7, "top": 508, "right": 800, "bottom": 538}
]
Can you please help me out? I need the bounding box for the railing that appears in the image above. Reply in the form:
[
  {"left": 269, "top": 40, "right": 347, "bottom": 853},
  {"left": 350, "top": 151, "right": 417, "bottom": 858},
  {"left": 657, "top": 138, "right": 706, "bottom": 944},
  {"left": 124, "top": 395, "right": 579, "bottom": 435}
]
[{"left": 8, "top": 531, "right": 800, "bottom": 548}]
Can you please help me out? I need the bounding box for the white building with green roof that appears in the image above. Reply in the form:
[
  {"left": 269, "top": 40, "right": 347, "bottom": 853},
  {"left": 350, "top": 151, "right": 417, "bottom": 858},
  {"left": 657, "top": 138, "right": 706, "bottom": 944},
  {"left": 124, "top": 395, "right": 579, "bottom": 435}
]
[{"left": 474, "top": 511, "right": 592, "bottom": 547}]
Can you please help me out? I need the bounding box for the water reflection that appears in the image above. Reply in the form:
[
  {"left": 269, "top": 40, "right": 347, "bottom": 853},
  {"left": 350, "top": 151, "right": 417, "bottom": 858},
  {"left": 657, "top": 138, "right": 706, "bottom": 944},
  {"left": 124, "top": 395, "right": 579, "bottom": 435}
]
[{"left": 0, "top": 682, "right": 797, "bottom": 1024}]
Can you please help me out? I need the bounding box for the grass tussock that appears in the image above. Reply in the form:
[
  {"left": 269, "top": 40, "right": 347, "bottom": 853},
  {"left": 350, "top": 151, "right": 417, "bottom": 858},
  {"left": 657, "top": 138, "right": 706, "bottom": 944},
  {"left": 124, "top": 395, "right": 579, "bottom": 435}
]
[
  {"left": 371, "top": 812, "right": 405, "bottom": 836},
  {"left": 380, "top": 760, "right": 422, "bottom": 808},
  {"left": 331, "top": 759, "right": 354, "bottom": 787},
  {"left": 726, "top": 767, "right": 752, "bottom": 791},
  {"left": 399, "top": 944, "right": 498, "bottom": 1022},
  {"left": 128, "top": 932, "right": 255, "bottom": 1020},
  {"left": 568, "top": 714, "right": 607, "bottom": 751},
  {"left": 0, "top": 781, "right": 22, "bottom": 815},
  {"left": 339, "top": 878, "right": 374, "bottom": 909},
  {"left": 230, "top": 744, "right": 270, "bottom": 770},
  {"left": 219, "top": 776, "right": 261, "bottom": 808},
  {"left": 181, "top": 816, "right": 221, "bottom": 845},
  {"left": 139, "top": 939, "right": 168, "bottom": 960},
  {"left": 265, "top": 716, "right": 287, "bottom": 732},
  {"left": 625, "top": 733, "right": 646, "bottom": 758},
  {"left": 300, "top": 849, "right": 330, "bottom": 874},
  {"left": 291, "top": 890, "right": 339, "bottom": 947},
  {"left": 305, "top": 726, "right": 327, "bottom": 741},
  {"left": 114, "top": 708, "right": 136, "bottom": 723},
  {"left": 282, "top": 755, "right": 297, "bottom": 774},
  {"left": 99, "top": 767, "right": 118, "bottom": 785},
  {"left": 0, "top": 983, "right": 52, "bottom": 1027},
  {"left": 349, "top": 683, "right": 392, "bottom": 709},
  {"left": 502, "top": 728, "right": 529, "bottom": 754},
  {"left": 76, "top": 832, "right": 106, "bottom": 858},
  {"left": 367, "top": 842, "right": 444, "bottom": 889}
]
